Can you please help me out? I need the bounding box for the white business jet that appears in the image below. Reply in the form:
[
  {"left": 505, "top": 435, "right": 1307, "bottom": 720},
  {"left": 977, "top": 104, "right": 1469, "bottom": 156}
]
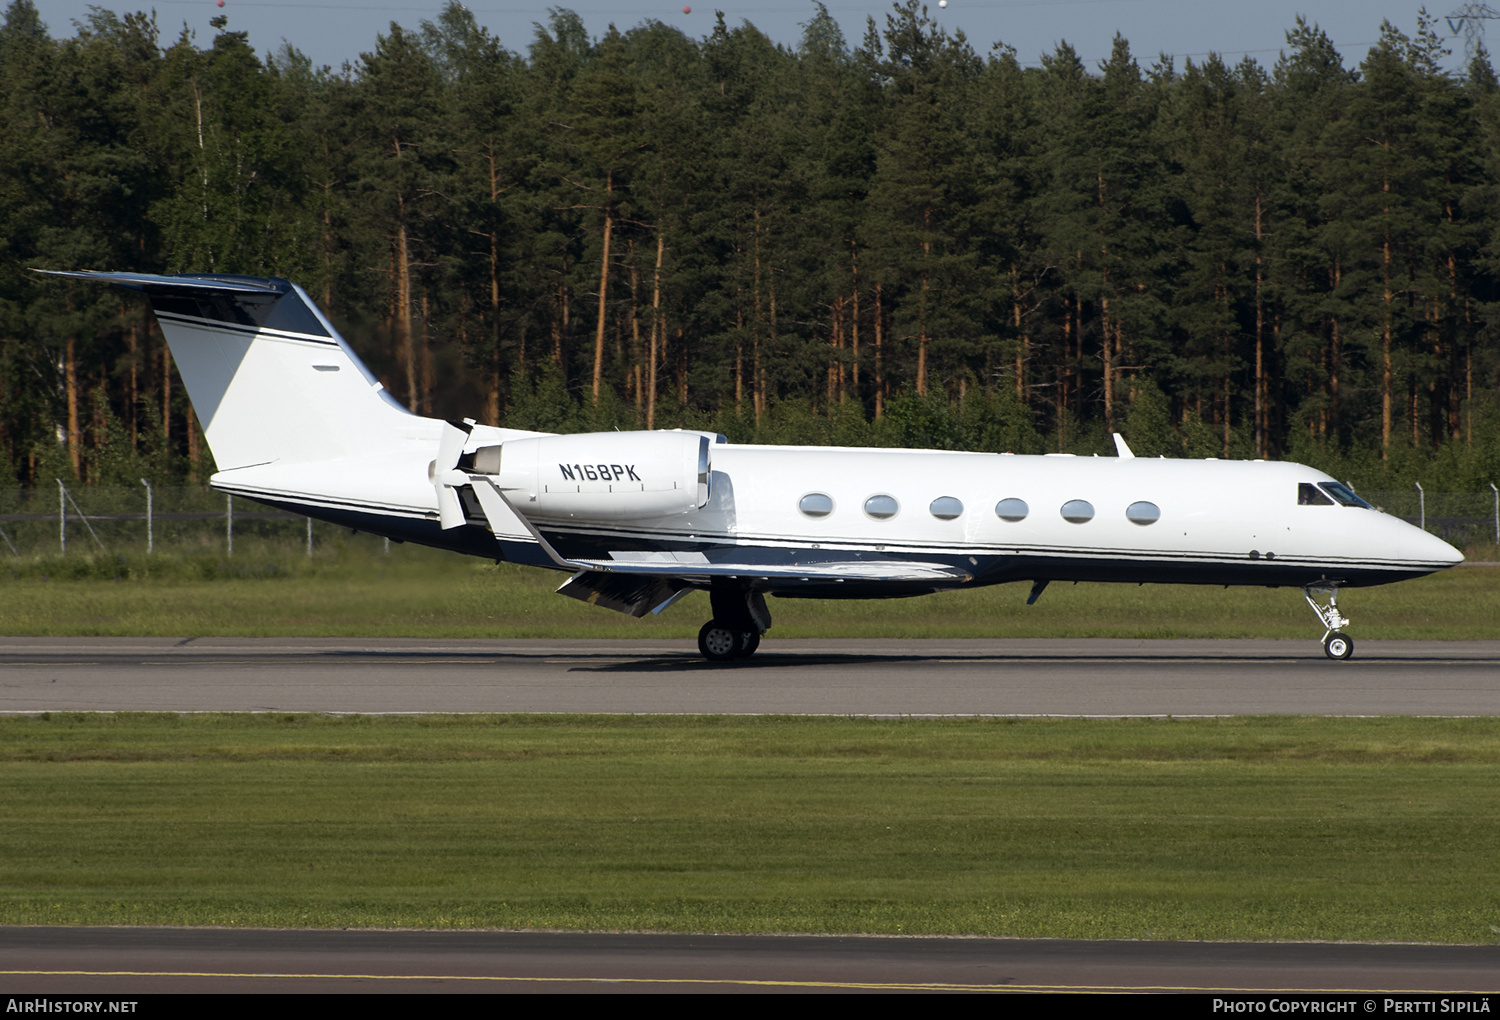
[{"left": 45, "top": 271, "right": 1464, "bottom": 661}]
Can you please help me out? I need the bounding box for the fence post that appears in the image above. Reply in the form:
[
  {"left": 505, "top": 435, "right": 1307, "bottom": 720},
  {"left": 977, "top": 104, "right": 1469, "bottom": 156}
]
[
  {"left": 58, "top": 483, "right": 105, "bottom": 550},
  {"left": 226, "top": 494, "right": 233, "bottom": 556},
  {"left": 1415, "top": 481, "right": 1425, "bottom": 531},
  {"left": 141, "top": 479, "right": 153, "bottom": 555},
  {"left": 307, "top": 516, "right": 313, "bottom": 558},
  {"left": 57, "top": 479, "right": 65, "bottom": 554},
  {"left": 1492, "top": 483, "right": 1498, "bottom": 545}
]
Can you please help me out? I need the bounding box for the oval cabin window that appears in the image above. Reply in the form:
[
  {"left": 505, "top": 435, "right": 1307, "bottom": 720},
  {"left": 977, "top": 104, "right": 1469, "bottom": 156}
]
[
  {"left": 929, "top": 496, "right": 963, "bottom": 520},
  {"left": 863, "top": 494, "right": 899, "bottom": 520},
  {"left": 798, "top": 492, "right": 834, "bottom": 518},
  {"left": 1126, "top": 501, "right": 1161, "bottom": 525},
  {"left": 1060, "top": 499, "right": 1095, "bottom": 524},
  {"left": 995, "top": 498, "right": 1029, "bottom": 522}
]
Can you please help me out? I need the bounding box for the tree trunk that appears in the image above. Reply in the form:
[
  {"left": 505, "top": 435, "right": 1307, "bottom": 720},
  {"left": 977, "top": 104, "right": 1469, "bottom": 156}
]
[
  {"left": 1381, "top": 229, "right": 1393, "bottom": 456},
  {"left": 592, "top": 173, "right": 614, "bottom": 401},
  {"left": 395, "top": 211, "right": 415, "bottom": 410},
  {"left": 628, "top": 239, "right": 642, "bottom": 414},
  {"left": 917, "top": 206, "right": 931, "bottom": 397},
  {"left": 161, "top": 343, "right": 171, "bottom": 450},
  {"left": 1330, "top": 261, "right": 1342, "bottom": 441},
  {"left": 420, "top": 291, "right": 433, "bottom": 416},
  {"left": 1254, "top": 195, "right": 1265, "bottom": 459},
  {"left": 126, "top": 305, "right": 139, "bottom": 450},
  {"left": 1059, "top": 294, "right": 1072, "bottom": 444},
  {"left": 837, "top": 298, "right": 845, "bottom": 403},
  {"left": 1101, "top": 291, "right": 1114, "bottom": 431},
  {"left": 65, "top": 335, "right": 80, "bottom": 477},
  {"left": 486, "top": 160, "right": 502, "bottom": 426},
  {"left": 648, "top": 231, "right": 663, "bottom": 430},
  {"left": 1011, "top": 265, "right": 1028, "bottom": 406},
  {"left": 873, "top": 282, "right": 884, "bottom": 419},
  {"left": 849, "top": 241, "right": 860, "bottom": 394},
  {"left": 752, "top": 208, "right": 765, "bottom": 424}
]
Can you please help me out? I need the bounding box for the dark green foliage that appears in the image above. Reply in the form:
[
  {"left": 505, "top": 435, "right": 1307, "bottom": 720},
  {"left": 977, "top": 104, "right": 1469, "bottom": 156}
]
[{"left": 3, "top": 2, "right": 1499, "bottom": 490}]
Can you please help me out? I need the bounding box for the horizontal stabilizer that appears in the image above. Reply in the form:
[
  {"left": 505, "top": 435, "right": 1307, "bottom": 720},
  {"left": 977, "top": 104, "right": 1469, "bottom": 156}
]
[{"left": 41, "top": 270, "right": 281, "bottom": 294}]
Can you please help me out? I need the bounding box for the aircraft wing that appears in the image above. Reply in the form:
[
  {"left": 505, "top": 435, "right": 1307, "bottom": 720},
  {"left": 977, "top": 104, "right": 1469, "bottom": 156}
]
[
  {"left": 566, "top": 551, "right": 971, "bottom": 582},
  {"left": 549, "top": 557, "right": 969, "bottom": 618},
  {"left": 461, "top": 476, "right": 971, "bottom": 615}
]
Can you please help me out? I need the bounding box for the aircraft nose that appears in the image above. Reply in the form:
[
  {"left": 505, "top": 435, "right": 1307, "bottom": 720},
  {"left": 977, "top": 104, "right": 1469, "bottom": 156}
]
[{"left": 1406, "top": 523, "right": 1465, "bottom": 566}]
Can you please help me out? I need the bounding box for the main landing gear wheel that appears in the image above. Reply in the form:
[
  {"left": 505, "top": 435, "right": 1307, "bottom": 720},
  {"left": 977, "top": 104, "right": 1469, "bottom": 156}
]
[
  {"left": 1324, "top": 633, "right": 1354, "bottom": 660},
  {"left": 698, "top": 620, "right": 742, "bottom": 662},
  {"left": 698, "top": 583, "right": 771, "bottom": 662}
]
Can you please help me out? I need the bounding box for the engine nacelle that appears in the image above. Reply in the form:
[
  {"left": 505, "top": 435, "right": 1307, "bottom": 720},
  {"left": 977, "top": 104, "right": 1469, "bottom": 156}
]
[{"left": 467, "top": 430, "right": 711, "bottom": 520}]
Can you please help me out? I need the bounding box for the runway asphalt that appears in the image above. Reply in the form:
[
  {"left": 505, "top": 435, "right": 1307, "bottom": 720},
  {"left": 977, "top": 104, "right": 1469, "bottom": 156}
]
[
  {"left": 3, "top": 927, "right": 1499, "bottom": 994},
  {"left": 1, "top": 636, "right": 1497, "bottom": 716}
]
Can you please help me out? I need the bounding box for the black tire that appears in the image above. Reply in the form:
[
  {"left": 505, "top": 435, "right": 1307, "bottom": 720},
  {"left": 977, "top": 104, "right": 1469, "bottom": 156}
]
[
  {"left": 698, "top": 620, "right": 741, "bottom": 662},
  {"left": 736, "top": 631, "right": 761, "bottom": 658},
  {"left": 1323, "top": 633, "right": 1354, "bottom": 660}
]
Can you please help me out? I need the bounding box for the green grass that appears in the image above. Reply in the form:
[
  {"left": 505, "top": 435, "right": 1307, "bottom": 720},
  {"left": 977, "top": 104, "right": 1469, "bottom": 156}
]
[
  {"left": 0, "top": 538, "right": 1495, "bottom": 638},
  {"left": 2, "top": 713, "right": 1498, "bottom": 941}
]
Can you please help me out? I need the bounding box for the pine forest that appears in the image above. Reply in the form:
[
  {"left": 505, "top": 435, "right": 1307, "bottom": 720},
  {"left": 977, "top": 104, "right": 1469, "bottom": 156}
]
[{"left": 4, "top": 0, "right": 1500, "bottom": 495}]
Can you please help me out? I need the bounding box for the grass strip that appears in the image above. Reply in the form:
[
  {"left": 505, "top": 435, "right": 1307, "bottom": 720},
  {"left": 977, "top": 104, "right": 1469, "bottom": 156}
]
[
  {"left": 2, "top": 713, "right": 1498, "bottom": 942},
  {"left": 0, "top": 542, "right": 1496, "bottom": 639}
]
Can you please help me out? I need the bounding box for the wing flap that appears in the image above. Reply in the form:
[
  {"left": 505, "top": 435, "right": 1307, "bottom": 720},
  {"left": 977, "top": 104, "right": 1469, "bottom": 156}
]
[
  {"left": 578, "top": 556, "right": 971, "bottom": 583},
  {"left": 555, "top": 570, "right": 690, "bottom": 617}
]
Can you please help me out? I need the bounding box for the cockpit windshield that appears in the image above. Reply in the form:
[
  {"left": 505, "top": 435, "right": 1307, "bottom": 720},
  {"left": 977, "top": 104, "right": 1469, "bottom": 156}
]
[
  {"left": 1319, "top": 482, "right": 1374, "bottom": 509},
  {"left": 1298, "top": 482, "right": 1334, "bottom": 505}
]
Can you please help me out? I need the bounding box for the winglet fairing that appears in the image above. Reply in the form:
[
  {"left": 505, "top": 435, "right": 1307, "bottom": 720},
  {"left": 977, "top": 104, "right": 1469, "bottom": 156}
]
[{"left": 44, "top": 270, "right": 1464, "bottom": 662}]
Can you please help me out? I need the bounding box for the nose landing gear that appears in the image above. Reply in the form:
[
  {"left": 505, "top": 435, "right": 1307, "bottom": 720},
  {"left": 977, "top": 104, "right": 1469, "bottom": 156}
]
[
  {"left": 1303, "top": 584, "right": 1353, "bottom": 660},
  {"left": 1323, "top": 631, "right": 1354, "bottom": 660}
]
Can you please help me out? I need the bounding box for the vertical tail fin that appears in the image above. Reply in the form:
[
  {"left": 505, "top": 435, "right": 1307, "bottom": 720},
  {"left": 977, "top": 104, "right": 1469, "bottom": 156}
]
[{"left": 42, "top": 271, "right": 413, "bottom": 472}]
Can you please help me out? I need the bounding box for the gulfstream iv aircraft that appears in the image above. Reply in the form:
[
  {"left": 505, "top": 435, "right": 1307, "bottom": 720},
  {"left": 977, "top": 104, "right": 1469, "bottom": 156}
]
[{"left": 46, "top": 271, "right": 1464, "bottom": 661}]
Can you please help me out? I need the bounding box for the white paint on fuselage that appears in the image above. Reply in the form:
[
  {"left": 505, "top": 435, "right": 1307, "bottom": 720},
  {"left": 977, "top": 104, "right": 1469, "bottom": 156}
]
[
  {"left": 213, "top": 419, "right": 1461, "bottom": 584},
  {"left": 546, "top": 443, "right": 1460, "bottom": 577}
]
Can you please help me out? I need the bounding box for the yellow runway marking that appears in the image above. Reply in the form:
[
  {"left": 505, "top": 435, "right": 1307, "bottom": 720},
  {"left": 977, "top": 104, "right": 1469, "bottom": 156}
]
[
  {"left": 2, "top": 971, "right": 1491, "bottom": 993},
  {"left": 2, "top": 969, "right": 999, "bottom": 990}
]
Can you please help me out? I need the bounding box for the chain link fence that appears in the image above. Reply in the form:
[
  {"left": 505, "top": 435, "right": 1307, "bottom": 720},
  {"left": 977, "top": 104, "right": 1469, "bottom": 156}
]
[
  {"left": 0, "top": 484, "right": 336, "bottom": 558},
  {"left": 0, "top": 481, "right": 1494, "bottom": 560},
  {"left": 1352, "top": 486, "right": 1500, "bottom": 546}
]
